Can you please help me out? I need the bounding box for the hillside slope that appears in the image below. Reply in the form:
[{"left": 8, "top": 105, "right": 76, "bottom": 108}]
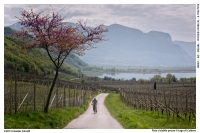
[
  {"left": 173, "top": 41, "right": 196, "bottom": 59},
  {"left": 4, "top": 27, "right": 88, "bottom": 76}
]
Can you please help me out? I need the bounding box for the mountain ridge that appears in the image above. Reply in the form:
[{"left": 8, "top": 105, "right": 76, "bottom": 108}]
[
  {"left": 7, "top": 22, "right": 195, "bottom": 67},
  {"left": 79, "top": 23, "right": 195, "bottom": 67}
]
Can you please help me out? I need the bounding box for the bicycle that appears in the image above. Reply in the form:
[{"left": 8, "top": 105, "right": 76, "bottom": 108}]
[{"left": 92, "top": 104, "right": 97, "bottom": 114}]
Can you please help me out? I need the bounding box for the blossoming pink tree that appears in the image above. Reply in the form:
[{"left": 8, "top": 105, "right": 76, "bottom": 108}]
[{"left": 14, "top": 8, "right": 108, "bottom": 113}]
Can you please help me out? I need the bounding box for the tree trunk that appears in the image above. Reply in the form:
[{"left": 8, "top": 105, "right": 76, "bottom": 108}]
[{"left": 44, "top": 67, "right": 59, "bottom": 113}]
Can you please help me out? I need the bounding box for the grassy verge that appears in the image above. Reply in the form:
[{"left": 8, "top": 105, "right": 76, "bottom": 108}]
[
  {"left": 4, "top": 93, "right": 99, "bottom": 129},
  {"left": 104, "top": 93, "right": 196, "bottom": 129}
]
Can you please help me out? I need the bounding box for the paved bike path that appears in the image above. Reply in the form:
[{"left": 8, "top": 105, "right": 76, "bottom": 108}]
[{"left": 63, "top": 93, "right": 123, "bottom": 129}]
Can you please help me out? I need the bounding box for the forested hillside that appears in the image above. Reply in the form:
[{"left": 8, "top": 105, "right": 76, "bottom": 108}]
[{"left": 4, "top": 36, "right": 76, "bottom": 76}]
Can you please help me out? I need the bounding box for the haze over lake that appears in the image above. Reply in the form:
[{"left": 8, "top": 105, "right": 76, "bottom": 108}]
[{"left": 98, "top": 72, "right": 196, "bottom": 80}]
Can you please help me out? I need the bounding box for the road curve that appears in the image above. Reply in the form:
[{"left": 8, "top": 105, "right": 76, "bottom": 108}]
[{"left": 63, "top": 93, "right": 123, "bottom": 129}]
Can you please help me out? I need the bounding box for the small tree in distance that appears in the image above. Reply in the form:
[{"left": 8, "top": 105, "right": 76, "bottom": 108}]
[
  {"left": 131, "top": 77, "right": 136, "bottom": 82},
  {"left": 166, "top": 73, "right": 173, "bottom": 84},
  {"left": 13, "top": 7, "right": 108, "bottom": 113}
]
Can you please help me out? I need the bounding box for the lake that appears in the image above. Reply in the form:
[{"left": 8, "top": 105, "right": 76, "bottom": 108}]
[{"left": 98, "top": 72, "right": 196, "bottom": 80}]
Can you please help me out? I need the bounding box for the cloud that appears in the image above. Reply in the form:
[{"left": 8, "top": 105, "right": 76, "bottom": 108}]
[
  {"left": 4, "top": 4, "right": 196, "bottom": 41},
  {"left": 106, "top": 4, "right": 196, "bottom": 41}
]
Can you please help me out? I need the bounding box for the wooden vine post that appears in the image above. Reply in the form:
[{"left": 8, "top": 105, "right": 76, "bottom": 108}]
[{"left": 14, "top": 64, "right": 18, "bottom": 113}]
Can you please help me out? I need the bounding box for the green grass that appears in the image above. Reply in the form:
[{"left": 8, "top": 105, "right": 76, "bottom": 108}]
[
  {"left": 4, "top": 107, "right": 86, "bottom": 129},
  {"left": 4, "top": 93, "right": 98, "bottom": 129},
  {"left": 104, "top": 93, "right": 196, "bottom": 129}
]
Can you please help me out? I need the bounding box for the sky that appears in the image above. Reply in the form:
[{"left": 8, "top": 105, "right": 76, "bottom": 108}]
[{"left": 4, "top": 4, "right": 196, "bottom": 42}]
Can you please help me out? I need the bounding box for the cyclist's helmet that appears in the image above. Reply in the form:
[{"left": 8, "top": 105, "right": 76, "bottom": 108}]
[{"left": 94, "top": 98, "right": 96, "bottom": 100}]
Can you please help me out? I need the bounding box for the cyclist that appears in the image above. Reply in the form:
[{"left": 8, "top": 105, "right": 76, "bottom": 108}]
[{"left": 92, "top": 98, "right": 97, "bottom": 113}]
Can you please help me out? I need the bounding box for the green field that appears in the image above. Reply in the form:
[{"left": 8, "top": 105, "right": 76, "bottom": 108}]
[{"left": 104, "top": 93, "right": 196, "bottom": 129}]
